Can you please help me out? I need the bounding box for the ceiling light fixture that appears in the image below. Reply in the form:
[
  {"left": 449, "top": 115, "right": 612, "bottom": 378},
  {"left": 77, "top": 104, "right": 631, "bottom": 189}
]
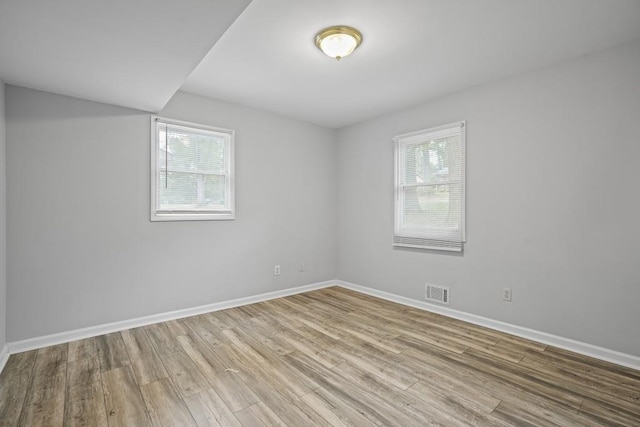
[{"left": 315, "top": 26, "right": 362, "bottom": 61}]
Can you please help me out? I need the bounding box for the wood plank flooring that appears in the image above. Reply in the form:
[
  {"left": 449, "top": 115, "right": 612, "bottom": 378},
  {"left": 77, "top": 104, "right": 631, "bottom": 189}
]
[{"left": 1, "top": 286, "right": 639, "bottom": 426}]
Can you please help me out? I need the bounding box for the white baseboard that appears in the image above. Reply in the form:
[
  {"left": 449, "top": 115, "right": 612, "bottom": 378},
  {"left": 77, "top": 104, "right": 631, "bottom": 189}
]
[
  {"left": 336, "top": 280, "right": 640, "bottom": 371},
  {"left": 0, "top": 344, "right": 9, "bottom": 373},
  {"left": 6, "top": 280, "right": 336, "bottom": 355},
  {"left": 4, "top": 279, "right": 639, "bottom": 373}
]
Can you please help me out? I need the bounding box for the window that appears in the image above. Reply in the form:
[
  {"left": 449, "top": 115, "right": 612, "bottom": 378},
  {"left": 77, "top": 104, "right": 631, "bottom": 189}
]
[
  {"left": 151, "top": 116, "right": 235, "bottom": 221},
  {"left": 393, "top": 121, "right": 465, "bottom": 251}
]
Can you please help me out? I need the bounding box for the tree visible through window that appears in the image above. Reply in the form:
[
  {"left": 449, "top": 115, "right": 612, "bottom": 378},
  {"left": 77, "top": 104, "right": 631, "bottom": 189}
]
[
  {"left": 151, "top": 117, "right": 235, "bottom": 221},
  {"left": 394, "top": 121, "right": 465, "bottom": 251}
]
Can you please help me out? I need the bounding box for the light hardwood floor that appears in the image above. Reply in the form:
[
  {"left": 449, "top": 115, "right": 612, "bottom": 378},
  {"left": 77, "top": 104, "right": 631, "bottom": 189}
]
[{"left": 1, "top": 286, "right": 639, "bottom": 426}]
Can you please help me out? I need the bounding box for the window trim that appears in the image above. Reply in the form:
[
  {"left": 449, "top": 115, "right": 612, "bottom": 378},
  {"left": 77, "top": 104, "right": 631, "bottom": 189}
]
[
  {"left": 393, "top": 121, "right": 466, "bottom": 251},
  {"left": 150, "top": 116, "right": 235, "bottom": 222}
]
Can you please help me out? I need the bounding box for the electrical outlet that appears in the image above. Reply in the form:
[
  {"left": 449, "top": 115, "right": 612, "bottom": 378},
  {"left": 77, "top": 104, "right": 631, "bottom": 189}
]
[
  {"left": 274, "top": 265, "right": 281, "bottom": 276},
  {"left": 503, "top": 287, "right": 512, "bottom": 302}
]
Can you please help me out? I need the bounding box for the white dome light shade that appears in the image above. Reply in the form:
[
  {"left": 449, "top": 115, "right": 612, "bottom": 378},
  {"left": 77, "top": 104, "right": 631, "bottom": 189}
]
[
  {"left": 320, "top": 33, "right": 357, "bottom": 58},
  {"left": 315, "top": 26, "right": 362, "bottom": 61}
]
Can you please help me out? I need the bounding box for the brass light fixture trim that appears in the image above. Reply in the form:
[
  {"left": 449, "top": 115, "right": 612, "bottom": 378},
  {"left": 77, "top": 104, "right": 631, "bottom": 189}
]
[{"left": 315, "top": 25, "right": 363, "bottom": 61}]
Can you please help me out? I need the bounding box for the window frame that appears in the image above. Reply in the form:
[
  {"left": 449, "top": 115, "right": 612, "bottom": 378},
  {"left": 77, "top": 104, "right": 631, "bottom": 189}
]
[
  {"left": 150, "top": 116, "right": 235, "bottom": 222},
  {"left": 393, "top": 121, "right": 466, "bottom": 251}
]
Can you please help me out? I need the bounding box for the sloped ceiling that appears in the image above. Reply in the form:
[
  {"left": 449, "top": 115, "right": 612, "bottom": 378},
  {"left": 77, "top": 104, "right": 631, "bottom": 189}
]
[
  {"left": 0, "top": 0, "right": 251, "bottom": 112},
  {"left": 1, "top": 0, "right": 640, "bottom": 128}
]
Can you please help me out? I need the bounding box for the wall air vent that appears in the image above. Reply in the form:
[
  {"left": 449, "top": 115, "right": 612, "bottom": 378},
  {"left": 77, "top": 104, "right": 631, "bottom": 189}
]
[{"left": 425, "top": 283, "right": 450, "bottom": 305}]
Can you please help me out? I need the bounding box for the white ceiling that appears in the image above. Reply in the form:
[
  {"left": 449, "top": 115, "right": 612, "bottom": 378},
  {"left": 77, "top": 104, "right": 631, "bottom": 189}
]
[
  {"left": 1, "top": 0, "right": 640, "bottom": 128},
  {"left": 0, "top": 0, "right": 251, "bottom": 112},
  {"left": 182, "top": 0, "right": 640, "bottom": 128}
]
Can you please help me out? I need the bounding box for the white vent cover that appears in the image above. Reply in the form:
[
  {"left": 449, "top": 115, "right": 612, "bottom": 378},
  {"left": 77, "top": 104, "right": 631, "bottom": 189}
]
[{"left": 425, "top": 283, "right": 450, "bottom": 305}]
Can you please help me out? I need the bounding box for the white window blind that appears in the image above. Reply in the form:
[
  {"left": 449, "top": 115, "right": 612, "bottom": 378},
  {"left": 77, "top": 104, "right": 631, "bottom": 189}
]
[
  {"left": 150, "top": 116, "right": 235, "bottom": 221},
  {"left": 393, "top": 121, "right": 466, "bottom": 251}
]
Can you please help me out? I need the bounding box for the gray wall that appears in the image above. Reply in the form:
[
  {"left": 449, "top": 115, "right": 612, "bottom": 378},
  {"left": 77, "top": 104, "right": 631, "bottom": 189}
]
[
  {"left": 0, "top": 81, "right": 6, "bottom": 350},
  {"left": 5, "top": 40, "right": 640, "bottom": 358},
  {"left": 337, "top": 40, "right": 640, "bottom": 356},
  {"left": 6, "top": 88, "right": 337, "bottom": 341}
]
